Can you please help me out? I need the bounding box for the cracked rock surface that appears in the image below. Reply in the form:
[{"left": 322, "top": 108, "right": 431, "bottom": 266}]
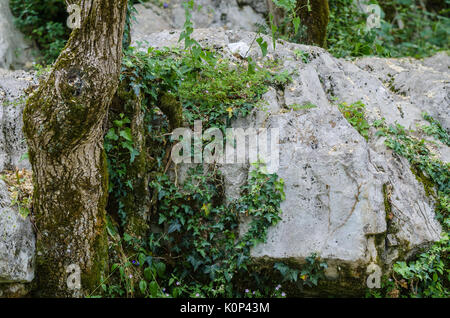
[
  {"left": 134, "top": 29, "right": 447, "bottom": 295},
  {"left": 0, "top": 27, "right": 447, "bottom": 295}
]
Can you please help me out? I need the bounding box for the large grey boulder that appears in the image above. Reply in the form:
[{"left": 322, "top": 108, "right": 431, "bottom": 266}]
[
  {"left": 0, "top": 0, "right": 34, "bottom": 70},
  {"left": 135, "top": 29, "right": 446, "bottom": 295},
  {"left": 0, "top": 179, "right": 35, "bottom": 284},
  {"left": 354, "top": 53, "right": 450, "bottom": 132},
  {"left": 0, "top": 68, "right": 35, "bottom": 294}
]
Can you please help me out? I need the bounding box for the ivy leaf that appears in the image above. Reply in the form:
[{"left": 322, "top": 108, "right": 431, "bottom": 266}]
[
  {"left": 155, "top": 262, "right": 166, "bottom": 278},
  {"left": 144, "top": 267, "right": 154, "bottom": 281},
  {"left": 274, "top": 262, "right": 289, "bottom": 276},
  {"left": 256, "top": 37, "right": 268, "bottom": 57},
  {"left": 119, "top": 128, "right": 133, "bottom": 142},
  {"left": 149, "top": 281, "right": 158, "bottom": 297},
  {"left": 139, "top": 280, "right": 147, "bottom": 294},
  {"left": 106, "top": 128, "right": 118, "bottom": 141},
  {"left": 168, "top": 221, "right": 181, "bottom": 233},
  {"left": 293, "top": 16, "right": 301, "bottom": 34}
]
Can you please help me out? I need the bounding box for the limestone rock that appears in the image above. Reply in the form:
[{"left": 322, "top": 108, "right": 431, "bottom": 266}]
[
  {"left": 0, "top": 180, "right": 35, "bottom": 283},
  {"left": 0, "top": 69, "right": 35, "bottom": 171},
  {"left": 131, "top": 0, "right": 267, "bottom": 37},
  {"left": 353, "top": 54, "right": 450, "bottom": 131},
  {"left": 134, "top": 29, "right": 446, "bottom": 295},
  {"left": 0, "top": 0, "right": 34, "bottom": 70},
  {"left": 131, "top": 3, "right": 173, "bottom": 40}
]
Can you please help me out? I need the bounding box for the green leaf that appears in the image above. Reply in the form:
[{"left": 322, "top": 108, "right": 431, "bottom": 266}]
[
  {"left": 139, "top": 280, "right": 147, "bottom": 294},
  {"left": 105, "top": 128, "right": 118, "bottom": 141},
  {"left": 149, "top": 281, "right": 159, "bottom": 297},
  {"left": 256, "top": 37, "right": 268, "bottom": 57},
  {"left": 119, "top": 128, "right": 133, "bottom": 142},
  {"left": 293, "top": 16, "right": 301, "bottom": 34},
  {"left": 144, "top": 267, "right": 154, "bottom": 281},
  {"left": 155, "top": 262, "right": 166, "bottom": 278}
]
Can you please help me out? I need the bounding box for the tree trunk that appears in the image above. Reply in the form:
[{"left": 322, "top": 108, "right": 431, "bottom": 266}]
[
  {"left": 296, "top": 0, "right": 329, "bottom": 47},
  {"left": 266, "top": 0, "right": 330, "bottom": 47},
  {"left": 23, "top": 0, "right": 128, "bottom": 297}
]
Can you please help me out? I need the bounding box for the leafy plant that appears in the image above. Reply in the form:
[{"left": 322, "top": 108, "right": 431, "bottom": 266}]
[
  {"left": 144, "top": 161, "right": 285, "bottom": 297},
  {"left": 392, "top": 233, "right": 449, "bottom": 297},
  {"left": 370, "top": 114, "right": 450, "bottom": 298},
  {"left": 338, "top": 100, "right": 370, "bottom": 141},
  {"left": 420, "top": 113, "right": 450, "bottom": 147},
  {"left": 105, "top": 113, "right": 140, "bottom": 225},
  {"left": 274, "top": 253, "right": 327, "bottom": 287},
  {"left": 10, "top": 0, "right": 70, "bottom": 64},
  {"left": 326, "top": 0, "right": 450, "bottom": 58},
  {"left": 100, "top": 3, "right": 293, "bottom": 296}
]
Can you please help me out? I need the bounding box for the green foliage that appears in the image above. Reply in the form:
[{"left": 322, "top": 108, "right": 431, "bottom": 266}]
[
  {"left": 376, "top": 122, "right": 449, "bottom": 215},
  {"left": 274, "top": 253, "right": 328, "bottom": 287},
  {"left": 327, "top": 0, "right": 386, "bottom": 57},
  {"left": 104, "top": 113, "right": 140, "bottom": 226},
  {"left": 9, "top": 0, "right": 70, "bottom": 64},
  {"left": 121, "top": 48, "right": 283, "bottom": 132},
  {"left": 101, "top": 6, "right": 301, "bottom": 296},
  {"left": 327, "top": 0, "right": 450, "bottom": 58},
  {"left": 337, "top": 101, "right": 370, "bottom": 141},
  {"left": 141, "top": 161, "right": 285, "bottom": 297},
  {"left": 420, "top": 113, "right": 450, "bottom": 147},
  {"left": 371, "top": 114, "right": 450, "bottom": 298},
  {"left": 393, "top": 233, "right": 449, "bottom": 297}
]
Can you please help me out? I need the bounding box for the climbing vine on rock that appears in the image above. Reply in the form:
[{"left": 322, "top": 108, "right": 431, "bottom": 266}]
[
  {"left": 100, "top": 3, "right": 301, "bottom": 296},
  {"left": 338, "top": 101, "right": 449, "bottom": 298}
]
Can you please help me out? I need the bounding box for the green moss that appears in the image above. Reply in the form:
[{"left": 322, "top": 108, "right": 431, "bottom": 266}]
[
  {"left": 383, "top": 183, "right": 393, "bottom": 222},
  {"left": 82, "top": 224, "right": 108, "bottom": 294},
  {"left": 410, "top": 166, "right": 436, "bottom": 198},
  {"left": 159, "top": 92, "right": 183, "bottom": 130}
]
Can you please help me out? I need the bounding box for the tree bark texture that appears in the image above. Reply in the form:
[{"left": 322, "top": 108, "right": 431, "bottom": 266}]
[
  {"left": 23, "top": 0, "right": 128, "bottom": 297},
  {"left": 266, "top": 0, "right": 330, "bottom": 47},
  {"left": 295, "top": 0, "right": 330, "bottom": 47}
]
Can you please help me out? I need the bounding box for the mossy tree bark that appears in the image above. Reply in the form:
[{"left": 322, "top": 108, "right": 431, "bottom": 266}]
[
  {"left": 266, "top": 0, "right": 330, "bottom": 47},
  {"left": 295, "top": 0, "right": 330, "bottom": 47},
  {"left": 23, "top": 0, "right": 128, "bottom": 297}
]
